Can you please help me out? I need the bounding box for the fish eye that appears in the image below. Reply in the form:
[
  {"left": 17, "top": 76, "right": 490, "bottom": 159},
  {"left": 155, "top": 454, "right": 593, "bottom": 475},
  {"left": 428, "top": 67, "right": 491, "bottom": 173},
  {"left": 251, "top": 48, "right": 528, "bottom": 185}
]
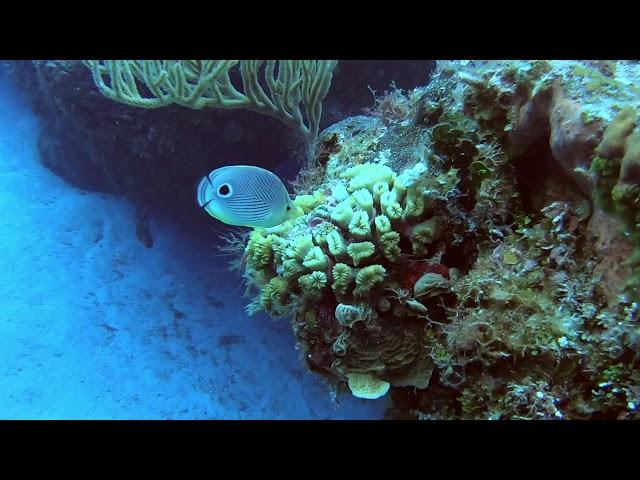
[
  {"left": 286, "top": 206, "right": 291, "bottom": 211},
  {"left": 217, "top": 183, "right": 233, "bottom": 198}
]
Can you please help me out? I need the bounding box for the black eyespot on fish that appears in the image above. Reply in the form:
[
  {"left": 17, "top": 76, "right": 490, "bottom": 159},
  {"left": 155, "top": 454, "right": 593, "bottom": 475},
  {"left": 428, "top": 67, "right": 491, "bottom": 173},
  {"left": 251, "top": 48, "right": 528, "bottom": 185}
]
[
  {"left": 286, "top": 206, "right": 291, "bottom": 211},
  {"left": 217, "top": 183, "right": 232, "bottom": 197}
]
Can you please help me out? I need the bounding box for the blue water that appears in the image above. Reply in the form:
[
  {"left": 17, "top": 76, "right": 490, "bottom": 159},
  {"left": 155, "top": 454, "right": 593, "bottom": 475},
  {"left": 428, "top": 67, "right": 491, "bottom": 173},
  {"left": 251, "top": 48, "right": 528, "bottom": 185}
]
[{"left": 0, "top": 77, "right": 387, "bottom": 419}]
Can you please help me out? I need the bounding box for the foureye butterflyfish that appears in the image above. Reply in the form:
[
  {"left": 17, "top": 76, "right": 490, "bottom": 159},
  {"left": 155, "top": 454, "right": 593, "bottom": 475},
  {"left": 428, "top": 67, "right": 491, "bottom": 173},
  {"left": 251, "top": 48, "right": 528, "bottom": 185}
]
[{"left": 197, "top": 165, "right": 294, "bottom": 228}]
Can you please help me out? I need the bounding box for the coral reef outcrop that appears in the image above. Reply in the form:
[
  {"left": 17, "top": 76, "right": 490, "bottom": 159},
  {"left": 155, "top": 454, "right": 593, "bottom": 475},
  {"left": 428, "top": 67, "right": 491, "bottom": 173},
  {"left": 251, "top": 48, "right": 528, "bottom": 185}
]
[{"left": 234, "top": 61, "right": 640, "bottom": 420}]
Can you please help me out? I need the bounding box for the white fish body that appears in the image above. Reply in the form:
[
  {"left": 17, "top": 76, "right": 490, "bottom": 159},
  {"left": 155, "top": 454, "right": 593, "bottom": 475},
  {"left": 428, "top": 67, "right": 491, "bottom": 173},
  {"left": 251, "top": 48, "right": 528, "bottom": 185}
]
[{"left": 197, "top": 165, "right": 294, "bottom": 228}]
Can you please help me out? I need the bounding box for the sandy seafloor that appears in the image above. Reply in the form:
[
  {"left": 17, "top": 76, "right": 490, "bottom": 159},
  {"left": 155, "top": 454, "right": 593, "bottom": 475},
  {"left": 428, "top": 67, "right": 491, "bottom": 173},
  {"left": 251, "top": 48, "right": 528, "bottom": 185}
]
[{"left": 0, "top": 78, "right": 387, "bottom": 419}]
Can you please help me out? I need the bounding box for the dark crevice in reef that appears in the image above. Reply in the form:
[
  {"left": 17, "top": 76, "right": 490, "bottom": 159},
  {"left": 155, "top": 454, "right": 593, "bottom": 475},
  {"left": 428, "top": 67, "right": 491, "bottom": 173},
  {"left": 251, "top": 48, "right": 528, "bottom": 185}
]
[
  {"left": 442, "top": 238, "right": 477, "bottom": 274},
  {"left": 420, "top": 293, "right": 456, "bottom": 321},
  {"left": 387, "top": 374, "right": 462, "bottom": 419},
  {"left": 398, "top": 234, "right": 414, "bottom": 255},
  {"left": 512, "top": 137, "right": 558, "bottom": 214},
  {"left": 452, "top": 168, "right": 478, "bottom": 213},
  {"left": 511, "top": 135, "right": 589, "bottom": 216}
]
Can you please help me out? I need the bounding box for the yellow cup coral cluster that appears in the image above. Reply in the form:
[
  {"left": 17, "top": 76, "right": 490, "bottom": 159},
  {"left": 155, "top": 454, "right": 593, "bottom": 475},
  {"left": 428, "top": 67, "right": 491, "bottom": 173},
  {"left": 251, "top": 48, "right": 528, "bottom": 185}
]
[
  {"left": 240, "top": 159, "right": 446, "bottom": 397},
  {"left": 243, "top": 160, "right": 444, "bottom": 313}
]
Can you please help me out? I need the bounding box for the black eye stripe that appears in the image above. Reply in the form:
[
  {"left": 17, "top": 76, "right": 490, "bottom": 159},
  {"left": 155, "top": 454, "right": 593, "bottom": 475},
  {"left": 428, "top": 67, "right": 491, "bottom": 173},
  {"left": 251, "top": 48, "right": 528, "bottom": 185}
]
[{"left": 200, "top": 198, "right": 214, "bottom": 210}]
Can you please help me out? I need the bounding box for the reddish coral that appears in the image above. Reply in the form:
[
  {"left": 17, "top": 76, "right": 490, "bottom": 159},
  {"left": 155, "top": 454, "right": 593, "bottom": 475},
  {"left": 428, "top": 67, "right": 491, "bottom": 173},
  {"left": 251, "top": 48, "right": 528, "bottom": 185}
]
[
  {"left": 404, "top": 263, "right": 450, "bottom": 290},
  {"left": 365, "top": 87, "right": 411, "bottom": 126}
]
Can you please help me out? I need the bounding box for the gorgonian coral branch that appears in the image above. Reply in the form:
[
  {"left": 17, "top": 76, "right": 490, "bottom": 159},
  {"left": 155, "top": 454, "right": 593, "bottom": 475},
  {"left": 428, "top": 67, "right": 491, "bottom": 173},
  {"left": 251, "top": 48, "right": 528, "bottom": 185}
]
[{"left": 84, "top": 60, "right": 338, "bottom": 161}]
